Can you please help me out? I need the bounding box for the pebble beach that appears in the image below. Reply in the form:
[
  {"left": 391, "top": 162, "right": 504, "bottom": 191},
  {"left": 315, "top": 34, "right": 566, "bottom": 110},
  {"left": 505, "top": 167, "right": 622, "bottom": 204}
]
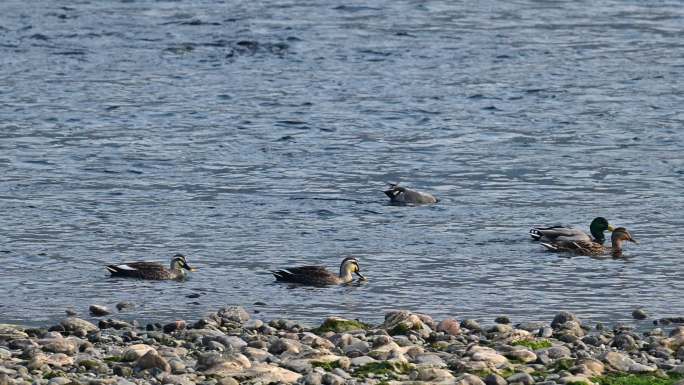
[{"left": 2, "top": 306, "right": 684, "bottom": 385}]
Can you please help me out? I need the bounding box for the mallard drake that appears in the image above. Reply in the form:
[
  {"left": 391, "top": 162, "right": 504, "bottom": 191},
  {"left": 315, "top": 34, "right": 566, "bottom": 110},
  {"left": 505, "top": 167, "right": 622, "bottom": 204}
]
[
  {"left": 272, "top": 257, "right": 366, "bottom": 286},
  {"left": 384, "top": 183, "right": 438, "bottom": 204},
  {"left": 541, "top": 227, "right": 638, "bottom": 257},
  {"left": 529, "top": 217, "right": 615, "bottom": 245},
  {"left": 106, "top": 254, "right": 197, "bottom": 280}
]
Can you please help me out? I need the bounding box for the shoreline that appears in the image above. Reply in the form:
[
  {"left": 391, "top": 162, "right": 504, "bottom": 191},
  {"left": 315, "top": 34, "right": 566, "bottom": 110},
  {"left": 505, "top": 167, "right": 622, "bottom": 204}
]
[{"left": 1, "top": 307, "right": 684, "bottom": 385}]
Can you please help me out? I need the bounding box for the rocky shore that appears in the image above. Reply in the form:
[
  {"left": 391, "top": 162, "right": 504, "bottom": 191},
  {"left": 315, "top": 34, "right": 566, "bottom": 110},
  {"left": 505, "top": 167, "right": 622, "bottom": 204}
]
[{"left": 1, "top": 307, "right": 684, "bottom": 385}]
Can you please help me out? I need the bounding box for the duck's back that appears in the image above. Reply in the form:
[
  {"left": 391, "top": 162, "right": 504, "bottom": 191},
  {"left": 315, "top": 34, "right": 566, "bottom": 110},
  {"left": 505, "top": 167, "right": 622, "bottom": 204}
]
[
  {"left": 106, "top": 261, "right": 172, "bottom": 280},
  {"left": 272, "top": 265, "right": 337, "bottom": 285}
]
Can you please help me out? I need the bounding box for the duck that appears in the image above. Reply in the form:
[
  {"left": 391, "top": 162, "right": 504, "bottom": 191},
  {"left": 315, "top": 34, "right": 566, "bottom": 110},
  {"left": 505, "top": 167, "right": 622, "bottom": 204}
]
[
  {"left": 271, "top": 257, "right": 366, "bottom": 286},
  {"left": 541, "top": 227, "right": 638, "bottom": 257},
  {"left": 529, "top": 217, "right": 615, "bottom": 245},
  {"left": 106, "top": 254, "right": 197, "bottom": 280},
  {"left": 384, "top": 183, "right": 438, "bottom": 204}
]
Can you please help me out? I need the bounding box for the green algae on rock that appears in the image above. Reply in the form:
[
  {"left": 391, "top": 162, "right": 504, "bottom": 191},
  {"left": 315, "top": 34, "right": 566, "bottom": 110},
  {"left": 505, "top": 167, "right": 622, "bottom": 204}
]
[
  {"left": 592, "top": 373, "right": 684, "bottom": 385},
  {"left": 353, "top": 361, "right": 413, "bottom": 379},
  {"left": 312, "top": 316, "right": 370, "bottom": 334},
  {"left": 511, "top": 338, "right": 553, "bottom": 350}
]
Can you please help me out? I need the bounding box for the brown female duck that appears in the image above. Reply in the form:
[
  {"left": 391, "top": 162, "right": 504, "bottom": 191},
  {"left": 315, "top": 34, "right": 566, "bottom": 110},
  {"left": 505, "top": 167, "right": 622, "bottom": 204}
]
[
  {"left": 541, "top": 227, "right": 638, "bottom": 257},
  {"left": 106, "top": 254, "right": 197, "bottom": 280},
  {"left": 272, "top": 257, "right": 366, "bottom": 286}
]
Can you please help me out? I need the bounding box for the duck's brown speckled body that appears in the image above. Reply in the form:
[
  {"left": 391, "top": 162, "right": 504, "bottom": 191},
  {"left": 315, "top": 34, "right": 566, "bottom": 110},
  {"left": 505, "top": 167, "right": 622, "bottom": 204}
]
[
  {"left": 541, "top": 227, "right": 638, "bottom": 257},
  {"left": 106, "top": 254, "right": 196, "bottom": 280},
  {"left": 272, "top": 257, "right": 366, "bottom": 286}
]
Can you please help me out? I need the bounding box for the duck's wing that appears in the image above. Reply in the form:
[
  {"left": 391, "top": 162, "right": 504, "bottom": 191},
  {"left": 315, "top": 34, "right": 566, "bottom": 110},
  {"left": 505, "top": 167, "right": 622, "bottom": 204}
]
[
  {"left": 530, "top": 225, "right": 591, "bottom": 242},
  {"left": 271, "top": 265, "right": 334, "bottom": 285},
  {"left": 401, "top": 189, "right": 438, "bottom": 204},
  {"left": 106, "top": 261, "right": 166, "bottom": 278},
  {"left": 540, "top": 240, "right": 603, "bottom": 255}
]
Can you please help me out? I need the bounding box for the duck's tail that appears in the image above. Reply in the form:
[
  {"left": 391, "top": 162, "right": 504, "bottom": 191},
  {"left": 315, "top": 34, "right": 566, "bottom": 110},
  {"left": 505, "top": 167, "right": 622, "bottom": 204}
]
[{"left": 271, "top": 269, "right": 295, "bottom": 282}]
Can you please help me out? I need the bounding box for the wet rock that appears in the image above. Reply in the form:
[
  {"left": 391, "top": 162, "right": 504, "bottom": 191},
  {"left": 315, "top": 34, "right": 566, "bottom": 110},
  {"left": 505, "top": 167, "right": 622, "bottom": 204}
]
[
  {"left": 495, "top": 316, "right": 511, "bottom": 324},
  {"left": 543, "top": 345, "right": 572, "bottom": 359},
  {"left": 163, "top": 320, "right": 187, "bottom": 333},
  {"left": 65, "top": 309, "right": 78, "bottom": 317},
  {"left": 39, "top": 337, "right": 79, "bottom": 354},
  {"left": 507, "top": 372, "right": 534, "bottom": 385},
  {"left": 269, "top": 338, "right": 302, "bottom": 355},
  {"left": 488, "top": 324, "right": 513, "bottom": 334},
  {"left": 314, "top": 317, "right": 368, "bottom": 333},
  {"left": 216, "top": 378, "right": 240, "bottom": 385},
  {"left": 47, "top": 377, "right": 71, "bottom": 385},
  {"left": 517, "top": 322, "right": 547, "bottom": 332},
  {"left": 350, "top": 355, "right": 377, "bottom": 366},
  {"left": 217, "top": 306, "right": 250, "bottom": 324},
  {"left": 413, "top": 352, "right": 446, "bottom": 367},
  {"left": 437, "top": 319, "right": 462, "bottom": 336},
  {"left": 455, "top": 373, "right": 486, "bottom": 385},
  {"left": 506, "top": 348, "right": 537, "bottom": 363},
  {"left": 539, "top": 327, "right": 553, "bottom": 338},
  {"left": 552, "top": 311, "right": 580, "bottom": 328},
  {"left": 383, "top": 310, "right": 431, "bottom": 337},
  {"left": 412, "top": 367, "right": 455, "bottom": 381},
  {"left": 60, "top": 318, "right": 98, "bottom": 337},
  {"left": 578, "top": 358, "right": 604, "bottom": 376},
  {"left": 244, "top": 319, "right": 264, "bottom": 330},
  {"left": 322, "top": 372, "right": 345, "bottom": 385},
  {"left": 559, "top": 375, "right": 596, "bottom": 385},
  {"left": 600, "top": 351, "right": 635, "bottom": 372},
  {"left": 302, "top": 371, "right": 323, "bottom": 385},
  {"left": 28, "top": 351, "right": 74, "bottom": 369},
  {"left": 240, "top": 362, "right": 301, "bottom": 383},
  {"left": 89, "top": 305, "right": 110, "bottom": 317},
  {"left": 484, "top": 373, "right": 508, "bottom": 385},
  {"left": 123, "top": 344, "right": 156, "bottom": 361},
  {"left": 611, "top": 333, "right": 637, "bottom": 351},
  {"left": 632, "top": 309, "right": 648, "bottom": 320},
  {"left": 469, "top": 346, "right": 508, "bottom": 366},
  {"left": 116, "top": 301, "right": 135, "bottom": 311},
  {"left": 0, "top": 324, "right": 28, "bottom": 341},
  {"left": 135, "top": 349, "right": 171, "bottom": 372},
  {"left": 198, "top": 352, "right": 252, "bottom": 374},
  {"left": 461, "top": 319, "right": 482, "bottom": 332},
  {"left": 169, "top": 358, "right": 187, "bottom": 374},
  {"left": 113, "top": 365, "right": 133, "bottom": 376}
]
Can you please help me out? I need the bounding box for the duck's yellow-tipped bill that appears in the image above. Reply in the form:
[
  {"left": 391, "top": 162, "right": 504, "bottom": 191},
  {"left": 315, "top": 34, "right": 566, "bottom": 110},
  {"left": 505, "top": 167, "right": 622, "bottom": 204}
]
[{"left": 607, "top": 224, "right": 616, "bottom": 232}]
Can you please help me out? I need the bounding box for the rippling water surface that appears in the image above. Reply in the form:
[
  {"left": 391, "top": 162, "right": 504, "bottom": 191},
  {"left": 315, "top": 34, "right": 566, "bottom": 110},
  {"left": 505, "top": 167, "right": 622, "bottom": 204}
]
[{"left": 1, "top": 0, "right": 683, "bottom": 327}]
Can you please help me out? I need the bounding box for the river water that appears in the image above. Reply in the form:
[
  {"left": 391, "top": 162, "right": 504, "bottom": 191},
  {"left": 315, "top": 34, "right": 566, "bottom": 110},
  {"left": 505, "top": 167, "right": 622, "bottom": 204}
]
[{"left": 1, "top": 0, "right": 683, "bottom": 328}]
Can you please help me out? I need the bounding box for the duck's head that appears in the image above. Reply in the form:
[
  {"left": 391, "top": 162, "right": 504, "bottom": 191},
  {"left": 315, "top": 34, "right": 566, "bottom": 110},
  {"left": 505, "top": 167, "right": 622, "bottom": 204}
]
[
  {"left": 340, "top": 257, "right": 366, "bottom": 281},
  {"left": 171, "top": 254, "right": 197, "bottom": 272},
  {"left": 384, "top": 183, "right": 405, "bottom": 199},
  {"left": 611, "top": 227, "right": 638, "bottom": 245},
  {"left": 589, "top": 217, "right": 615, "bottom": 244},
  {"left": 611, "top": 227, "right": 637, "bottom": 256}
]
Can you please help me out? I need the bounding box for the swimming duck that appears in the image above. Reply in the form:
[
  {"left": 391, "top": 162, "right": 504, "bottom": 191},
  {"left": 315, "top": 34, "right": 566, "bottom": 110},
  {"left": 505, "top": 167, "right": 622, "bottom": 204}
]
[
  {"left": 271, "top": 257, "right": 366, "bottom": 285},
  {"left": 541, "top": 227, "right": 638, "bottom": 257},
  {"left": 106, "top": 254, "right": 197, "bottom": 280},
  {"left": 384, "top": 183, "right": 438, "bottom": 204},
  {"left": 529, "top": 217, "right": 615, "bottom": 245}
]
